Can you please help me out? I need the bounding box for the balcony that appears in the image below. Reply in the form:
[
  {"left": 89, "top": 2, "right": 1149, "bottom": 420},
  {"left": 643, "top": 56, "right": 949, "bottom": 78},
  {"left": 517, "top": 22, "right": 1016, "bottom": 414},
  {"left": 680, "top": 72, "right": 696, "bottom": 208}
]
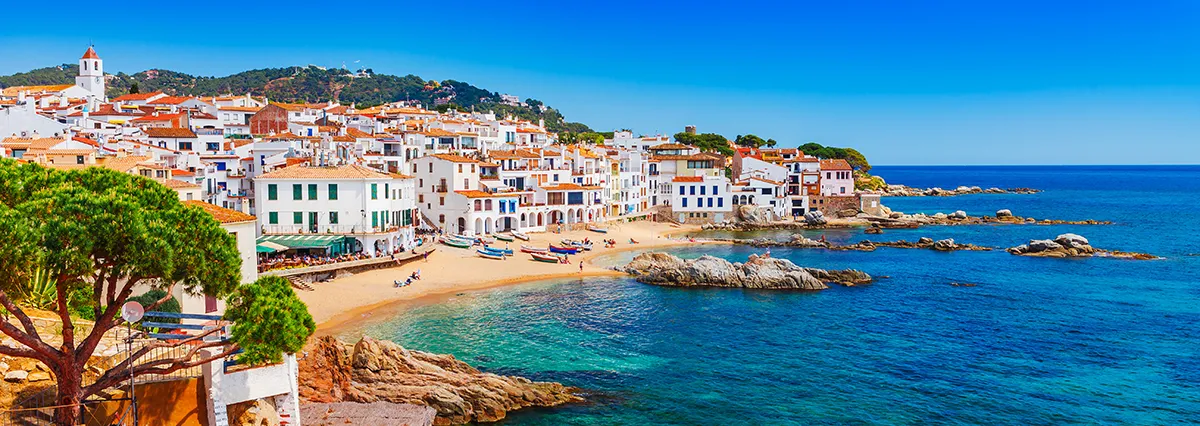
[
  {"left": 194, "top": 128, "right": 224, "bottom": 136},
  {"left": 433, "top": 184, "right": 449, "bottom": 193}
]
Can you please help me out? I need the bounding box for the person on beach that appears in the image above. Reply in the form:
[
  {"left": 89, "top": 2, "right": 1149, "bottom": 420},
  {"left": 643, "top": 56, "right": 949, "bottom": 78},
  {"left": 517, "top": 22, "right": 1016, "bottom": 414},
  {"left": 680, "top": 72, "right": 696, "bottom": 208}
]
[
  {"left": 423, "top": 250, "right": 429, "bottom": 262},
  {"left": 579, "top": 260, "right": 584, "bottom": 273}
]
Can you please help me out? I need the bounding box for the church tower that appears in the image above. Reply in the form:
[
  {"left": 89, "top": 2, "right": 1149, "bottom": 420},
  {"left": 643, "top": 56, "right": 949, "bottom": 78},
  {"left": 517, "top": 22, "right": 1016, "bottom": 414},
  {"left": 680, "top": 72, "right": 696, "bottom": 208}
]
[{"left": 76, "top": 46, "right": 105, "bottom": 101}]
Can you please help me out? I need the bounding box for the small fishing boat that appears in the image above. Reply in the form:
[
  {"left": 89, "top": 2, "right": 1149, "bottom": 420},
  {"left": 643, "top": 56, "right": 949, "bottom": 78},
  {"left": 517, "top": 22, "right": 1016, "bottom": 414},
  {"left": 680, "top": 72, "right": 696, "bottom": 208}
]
[
  {"left": 441, "top": 237, "right": 471, "bottom": 249},
  {"left": 476, "top": 249, "right": 506, "bottom": 260},
  {"left": 495, "top": 233, "right": 515, "bottom": 242},
  {"left": 587, "top": 225, "right": 608, "bottom": 234},
  {"left": 549, "top": 244, "right": 580, "bottom": 254},
  {"left": 520, "top": 245, "right": 548, "bottom": 254},
  {"left": 530, "top": 252, "right": 564, "bottom": 263},
  {"left": 511, "top": 231, "right": 530, "bottom": 241},
  {"left": 480, "top": 246, "right": 514, "bottom": 256}
]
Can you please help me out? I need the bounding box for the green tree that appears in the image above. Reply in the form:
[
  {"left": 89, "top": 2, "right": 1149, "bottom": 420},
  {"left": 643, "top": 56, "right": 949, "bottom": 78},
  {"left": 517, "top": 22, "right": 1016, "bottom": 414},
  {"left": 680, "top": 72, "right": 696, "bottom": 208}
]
[
  {"left": 766, "top": 139, "right": 777, "bottom": 148},
  {"left": 128, "top": 82, "right": 140, "bottom": 94},
  {"left": 223, "top": 276, "right": 315, "bottom": 365},
  {"left": 734, "top": 134, "right": 767, "bottom": 148},
  {"left": 843, "top": 148, "right": 871, "bottom": 172},
  {"left": 0, "top": 159, "right": 313, "bottom": 425},
  {"left": 674, "top": 132, "right": 732, "bottom": 156}
]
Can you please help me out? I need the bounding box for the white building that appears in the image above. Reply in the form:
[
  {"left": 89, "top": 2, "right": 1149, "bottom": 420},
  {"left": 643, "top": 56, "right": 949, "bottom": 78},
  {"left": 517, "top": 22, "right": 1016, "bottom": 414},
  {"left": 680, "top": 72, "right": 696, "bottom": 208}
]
[
  {"left": 819, "top": 159, "right": 854, "bottom": 196},
  {"left": 255, "top": 164, "right": 417, "bottom": 256}
]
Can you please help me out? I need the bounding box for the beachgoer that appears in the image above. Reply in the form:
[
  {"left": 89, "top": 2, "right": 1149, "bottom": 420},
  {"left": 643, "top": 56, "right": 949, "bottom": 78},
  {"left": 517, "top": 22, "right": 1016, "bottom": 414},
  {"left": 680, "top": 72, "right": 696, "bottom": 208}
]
[
  {"left": 579, "top": 260, "right": 584, "bottom": 273},
  {"left": 423, "top": 251, "right": 429, "bottom": 262}
]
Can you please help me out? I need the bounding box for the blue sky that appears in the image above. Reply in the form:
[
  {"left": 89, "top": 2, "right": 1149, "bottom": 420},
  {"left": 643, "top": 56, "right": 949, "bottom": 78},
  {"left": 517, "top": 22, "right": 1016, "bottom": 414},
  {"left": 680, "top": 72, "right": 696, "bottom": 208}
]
[{"left": 1, "top": 0, "right": 1198, "bottom": 164}]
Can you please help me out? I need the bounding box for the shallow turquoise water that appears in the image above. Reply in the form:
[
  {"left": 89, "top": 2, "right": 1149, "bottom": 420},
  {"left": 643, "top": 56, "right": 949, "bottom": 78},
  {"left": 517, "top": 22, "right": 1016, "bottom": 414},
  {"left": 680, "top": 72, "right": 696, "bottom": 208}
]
[{"left": 351, "top": 166, "right": 1200, "bottom": 425}]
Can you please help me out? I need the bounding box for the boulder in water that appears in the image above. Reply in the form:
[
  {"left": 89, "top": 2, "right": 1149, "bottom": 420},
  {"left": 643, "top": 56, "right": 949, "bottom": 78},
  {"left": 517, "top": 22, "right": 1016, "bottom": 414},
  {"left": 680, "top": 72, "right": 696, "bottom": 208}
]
[
  {"left": 622, "top": 252, "right": 872, "bottom": 289},
  {"left": 996, "top": 209, "right": 1013, "bottom": 217}
]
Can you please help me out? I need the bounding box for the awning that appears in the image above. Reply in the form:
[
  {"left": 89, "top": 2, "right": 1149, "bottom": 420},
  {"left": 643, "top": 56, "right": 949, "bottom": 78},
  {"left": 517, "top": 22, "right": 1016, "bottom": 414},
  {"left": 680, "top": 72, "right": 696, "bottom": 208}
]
[
  {"left": 256, "top": 241, "right": 289, "bottom": 253},
  {"left": 257, "top": 235, "right": 348, "bottom": 250}
]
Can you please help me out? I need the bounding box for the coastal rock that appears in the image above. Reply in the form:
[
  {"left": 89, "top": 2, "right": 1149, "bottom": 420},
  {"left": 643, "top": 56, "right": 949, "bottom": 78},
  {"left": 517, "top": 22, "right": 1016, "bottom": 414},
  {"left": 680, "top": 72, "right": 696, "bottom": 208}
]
[
  {"left": 864, "top": 226, "right": 883, "bottom": 234},
  {"left": 932, "top": 212, "right": 947, "bottom": 220},
  {"left": 996, "top": 209, "right": 1013, "bottom": 217},
  {"left": 918, "top": 237, "right": 933, "bottom": 244},
  {"left": 1007, "top": 234, "right": 1157, "bottom": 260},
  {"left": 229, "top": 398, "right": 281, "bottom": 426},
  {"left": 803, "top": 211, "right": 827, "bottom": 226},
  {"left": 298, "top": 336, "right": 582, "bottom": 425},
  {"left": 835, "top": 208, "right": 860, "bottom": 218},
  {"left": 301, "top": 402, "right": 437, "bottom": 426},
  {"left": 882, "top": 184, "right": 1040, "bottom": 197},
  {"left": 736, "top": 205, "right": 774, "bottom": 225},
  {"left": 949, "top": 210, "right": 968, "bottom": 220},
  {"left": 622, "top": 252, "right": 871, "bottom": 290},
  {"left": 932, "top": 239, "right": 958, "bottom": 251}
]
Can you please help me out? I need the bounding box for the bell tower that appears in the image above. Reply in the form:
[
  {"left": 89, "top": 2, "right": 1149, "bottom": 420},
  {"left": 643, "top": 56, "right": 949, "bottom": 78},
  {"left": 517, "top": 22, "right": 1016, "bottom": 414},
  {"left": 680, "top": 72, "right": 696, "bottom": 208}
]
[{"left": 76, "top": 46, "right": 105, "bottom": 100}]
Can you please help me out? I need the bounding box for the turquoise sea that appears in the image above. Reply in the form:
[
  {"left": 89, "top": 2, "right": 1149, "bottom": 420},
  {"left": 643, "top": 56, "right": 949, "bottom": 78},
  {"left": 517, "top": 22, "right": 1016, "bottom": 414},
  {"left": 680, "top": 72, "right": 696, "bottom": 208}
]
[{"left": 346, "top": 166, "right": 1200, "bottom": 425}]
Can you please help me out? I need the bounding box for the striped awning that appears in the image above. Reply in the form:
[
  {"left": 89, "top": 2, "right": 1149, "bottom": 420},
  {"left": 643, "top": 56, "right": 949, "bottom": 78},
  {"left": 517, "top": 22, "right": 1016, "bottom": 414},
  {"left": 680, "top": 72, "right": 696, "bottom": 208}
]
[
  {"left": 256, "top": 235, "right": 347, "bottom": 249},
  {"left": 256, "top": 241, "right": 290, "bottom": 253}
]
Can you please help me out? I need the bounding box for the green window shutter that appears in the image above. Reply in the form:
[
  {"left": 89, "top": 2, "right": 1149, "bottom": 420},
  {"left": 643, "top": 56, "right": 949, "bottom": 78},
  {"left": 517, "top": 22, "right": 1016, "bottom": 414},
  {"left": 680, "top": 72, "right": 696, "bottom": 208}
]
[
  {"left": 372, "top": 211, "right": 379, "bottom": 228},
  {"left": 293, "top": 184, "right": 302, "bottom": 200},
  {"left": 384, "top": 183, "right": 390, "bottom": 199},
  {"left": 308, "top": 184, "right": 317, "bottom": 200},
  {"left": 371, "top": 183, "right": 378, "bottom": 200},
  {"left": 328, "top": 184, "right": 338, "bottom": 200},
  {"left": 268, "top": 184, "right": 278, "bottom": 200},
  {"left": 268, "top": 212, "right": 278, "bottom": 224},
  {"left": 293, "top": 212, "right": 303, "bottom": 224},
  {"left": 329, "top": 211, "right": 339, "bottom": 224}
]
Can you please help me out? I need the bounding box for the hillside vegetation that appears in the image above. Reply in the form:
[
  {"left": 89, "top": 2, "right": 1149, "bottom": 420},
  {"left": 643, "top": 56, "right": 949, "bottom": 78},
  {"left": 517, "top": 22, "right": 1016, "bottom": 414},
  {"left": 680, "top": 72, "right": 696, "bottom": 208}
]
[{"left": 0, "top": 64, "right": 590, "bottom": 133}]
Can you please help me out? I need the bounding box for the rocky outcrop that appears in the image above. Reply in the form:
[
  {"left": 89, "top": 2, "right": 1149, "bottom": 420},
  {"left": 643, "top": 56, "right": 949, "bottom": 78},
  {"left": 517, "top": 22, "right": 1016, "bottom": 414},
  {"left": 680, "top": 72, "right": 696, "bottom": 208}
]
[
  {"left": 871, "top": 210, "right": 1112, "bottom": 227},
  {"left": 803, "top": 210, "right": 827, "bottom": 226},
  {"left": 881, "top": 185, "right": 1042, "bottom": 197},
  {"left": 740, "top": 235, "right": 991, "bottom": 252},
  {"left": 298, "top": 336, "right": 582, "bottom": 425},
  {"left": 1007, "top": 234, "right": 1159, "bottom": 260},
  {"left": 735, "top": 205, "right": 774, "bottom": 225},
  {"left": 622, "top": 252, "right": 871, "bottom": 290}
]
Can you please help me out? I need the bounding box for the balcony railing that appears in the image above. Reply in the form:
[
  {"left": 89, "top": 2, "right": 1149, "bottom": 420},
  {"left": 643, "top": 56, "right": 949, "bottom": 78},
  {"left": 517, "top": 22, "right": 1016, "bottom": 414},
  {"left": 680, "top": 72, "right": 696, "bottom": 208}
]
[
  {"left": 194, "top": 128, "right": 224, "bottom": 136},
  {"left": 433, "top": 184, "right": 448, "bottom": 193}
]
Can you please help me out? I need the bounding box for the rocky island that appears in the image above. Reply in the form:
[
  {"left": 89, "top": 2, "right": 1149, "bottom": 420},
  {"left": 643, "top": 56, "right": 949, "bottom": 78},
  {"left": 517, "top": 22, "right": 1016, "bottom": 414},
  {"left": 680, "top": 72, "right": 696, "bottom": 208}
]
[
  {"left": 298, "top": 336, "right": 582, "bottom": 425},
  {"left": 881, "top": 185, "right": 1042, "bottom": 197},
  {"left": 1006, "top": 234, "right": 1160, "bottom": 260},
  {"left": 739, "top": 235, "right": 992, "bottom": 252},
  {"left": 622, "top": 252, "right": 872, "bottom": 290}
]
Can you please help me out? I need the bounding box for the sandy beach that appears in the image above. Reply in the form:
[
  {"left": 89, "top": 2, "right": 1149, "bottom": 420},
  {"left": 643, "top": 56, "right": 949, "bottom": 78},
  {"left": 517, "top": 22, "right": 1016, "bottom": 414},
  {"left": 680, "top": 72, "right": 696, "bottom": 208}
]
[{"left": 304, "top": 220, "right": 706, "bottom": 331}]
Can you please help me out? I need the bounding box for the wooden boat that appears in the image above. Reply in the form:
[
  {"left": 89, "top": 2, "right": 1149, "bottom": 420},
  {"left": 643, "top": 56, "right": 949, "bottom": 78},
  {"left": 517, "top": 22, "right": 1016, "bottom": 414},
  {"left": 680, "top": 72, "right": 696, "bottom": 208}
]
[
  {"left": 476, "top": 249, "right": 506, "bottom": 260},
  {"left": 587, "top": 226, "right": 608, "bottom": 234},
  {"left": 511, "top": 231, "right": 530, "bottom": 241},
  {"left": 441, "top": 237, "right": 471, "bottom": 249},
  {"left": 495, "top": 233, "right": 515, "bottom": 242},
  {"left": 480, "top": 246, "right": 514, "bottom": 256},
  {"left": 549, "top": 244, "right": 580, "bottom": 254},
  {"left": 530, "top": 252, "right": 564, "bottom": 263},
  {"left": 520, "top": 245, "right": 548, "bottom": 254}
]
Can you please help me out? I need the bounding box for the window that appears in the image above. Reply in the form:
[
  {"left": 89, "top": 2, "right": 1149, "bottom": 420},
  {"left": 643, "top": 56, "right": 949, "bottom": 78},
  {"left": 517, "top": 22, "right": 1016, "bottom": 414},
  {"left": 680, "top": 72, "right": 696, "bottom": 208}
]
[
  {"left": 439, "top": 196, "right": 445, "bottom": 206},
  {"left": 372, "top": 212, "right": 379, "bottom": 228},
  {"left": 292, "top": 184, "right": 302, "bottom": 200},
  {"left": 328, "top": 184, "right": 338, "bottom": 200},
  {"left": 329, "top": 211, "right": 339, "bottom": 224},
  {"left": 463, "top": 179, "right": 469, "bottom": 188},
  {"left": 268, "top": 184, "right": 277, "bottom": 200},
  {"left": 268, "top": 212, "right": 278, "bottom": 224},
  {"left": 718, "top": 198, "right": 724, "bottom": 208},
  {"left": 179, "top": 142, "right": 192, "bottom": 150},
  {"left": 840, "top": 187, "right": 846, "bottom": 194},
  {"left": 308, "top": 184, "right": 317, "bottom": 200},
  {"left": 689, "top": 186, "right": 695, "bottom": 196},
  {"left": 682, "top": 198, "right": 688, "bottom": 208},
  {"left": 761, "top": 188, "right": 772, "bottom": 195},
  {"left": 713, "top": 185, "right": 719, "bottom": 195},
  {"left": 371, "top": 183, "right": 378, "bottom": 200},
  {"left": 458, "top": 164, "right": 463, "bottom": 173},
  {"left": 76, "top": 156, "right": 84, "bottom": 164},
  {"left": 708, "top": 198, "right": 714, "bottom": 208},
  {"left": 207, "top": 143, "right": 220, "bottom": 151},
  {"left": 438, "top": 214, "right": 445, "bottom": 223},
  {"left": 419, "top": 179, "right": 423, "bottom": 188},
  {"left": 384, "top": 184, "right": 390, "bottom": 199},
  {"left": 429, "top": 163, "right": 433, "bottom": 173},
  {"left": 485, "top": 200, "right": 493, "bottom": 210},
  {"left": 293, "top": 212, "right": 303, "bottom": 224},
  {"left": 700, "top": 186, "right": 706, "bottom": 195},
  {"left": 419, "top": 194, "right": 424, "bottom": 203}
]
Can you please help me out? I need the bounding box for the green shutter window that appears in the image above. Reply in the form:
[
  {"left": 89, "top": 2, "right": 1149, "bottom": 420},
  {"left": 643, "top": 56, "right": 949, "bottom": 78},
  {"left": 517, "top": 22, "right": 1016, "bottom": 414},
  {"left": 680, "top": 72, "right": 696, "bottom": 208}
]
[
  {"left": 372, "top": 211, "right": 379, "bottom": 228},
  {"left": 268, "top": 184, "right": 278, "bottom": 200},
  {"left": 371, "top": 183, "right": 378, "bottom": 200},
  {"left": 268, "top": 212, "right": 278, "bottom": 224},
  {"left": 384, "top": 183, "right": 390, "bottom": 199},
  {"left": 293, "top": 212, "right": 303, "bottom": 224},
  {"left": 329, "top": 211, "right": 339, "bottom": 224},
  {"left": 308, "top": 184, "right": 317, "bottom": 200},
  {"left": 328, "top": 184, "right": 338, "bottom": 200},
  {"left": 293, "top": 184, "right": 302, "bottom": 200}
]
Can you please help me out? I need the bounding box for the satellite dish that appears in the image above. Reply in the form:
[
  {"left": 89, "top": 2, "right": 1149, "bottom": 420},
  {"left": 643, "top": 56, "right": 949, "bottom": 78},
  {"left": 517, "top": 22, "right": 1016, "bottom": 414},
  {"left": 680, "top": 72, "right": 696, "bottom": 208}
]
[{"left": 121, "top": 301, "right": 145, "bottom": 324}]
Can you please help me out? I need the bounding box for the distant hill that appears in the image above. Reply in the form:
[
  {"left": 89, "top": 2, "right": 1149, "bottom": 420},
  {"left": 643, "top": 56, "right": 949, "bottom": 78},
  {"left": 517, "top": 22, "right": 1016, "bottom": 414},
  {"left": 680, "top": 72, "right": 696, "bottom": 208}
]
[{"left": 0, "top": 64, "right": 592, "bottom": 133}]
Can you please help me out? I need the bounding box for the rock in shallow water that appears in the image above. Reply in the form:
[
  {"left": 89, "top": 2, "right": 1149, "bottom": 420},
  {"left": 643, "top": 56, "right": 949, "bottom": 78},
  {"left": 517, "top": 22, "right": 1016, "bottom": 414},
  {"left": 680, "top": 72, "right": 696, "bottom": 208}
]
[{"left": 622, "top": 252, "right": 872, "bottom": 289}]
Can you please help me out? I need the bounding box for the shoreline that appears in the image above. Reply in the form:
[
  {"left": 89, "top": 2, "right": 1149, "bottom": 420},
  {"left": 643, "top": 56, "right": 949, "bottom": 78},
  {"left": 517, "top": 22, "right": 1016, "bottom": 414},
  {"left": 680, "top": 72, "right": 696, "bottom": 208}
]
[{"left": 308, "top": 221, "right": 713, "bottom": 333}]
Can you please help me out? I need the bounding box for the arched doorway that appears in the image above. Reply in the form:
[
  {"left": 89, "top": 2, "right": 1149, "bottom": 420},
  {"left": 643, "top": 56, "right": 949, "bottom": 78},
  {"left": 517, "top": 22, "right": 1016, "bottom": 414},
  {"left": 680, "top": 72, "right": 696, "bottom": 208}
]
[
  {"left": 520, "top": 213, "right": 527, "bottom": 228},
  {"left": 457, "top": 217, "right": 466, "bottom": 234},
  {"left": 474, "top": 218, "right": 483, "bottom": 236},
  {"left": 537, "top": 212, "right": 545, "bottom": 226},
  {"left": 484, "top": 217, "right": 494, "bottom": 234}
]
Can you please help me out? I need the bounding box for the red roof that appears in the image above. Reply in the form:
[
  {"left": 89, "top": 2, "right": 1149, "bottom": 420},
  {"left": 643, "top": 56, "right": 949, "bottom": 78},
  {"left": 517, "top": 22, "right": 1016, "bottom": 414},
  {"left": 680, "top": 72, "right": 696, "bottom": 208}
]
[
  {"left": 81, "top": 46, "right": 99, "bottom": 59},
  {"left": 672, "top": 176, "right": 704, "bottom": 183},
  {"left": 820, "top": 159, "right": 853, "bottom": 171},
  {"left": 112, "top": 91, "right": 164, "bottom": 102}
]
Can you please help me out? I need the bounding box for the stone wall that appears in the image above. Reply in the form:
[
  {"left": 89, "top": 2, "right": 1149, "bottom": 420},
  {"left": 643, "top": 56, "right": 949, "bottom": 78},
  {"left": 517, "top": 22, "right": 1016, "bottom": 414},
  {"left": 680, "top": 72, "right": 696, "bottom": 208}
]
[{"left": 811, "top": 194, "right": 860, "bottom": 215}]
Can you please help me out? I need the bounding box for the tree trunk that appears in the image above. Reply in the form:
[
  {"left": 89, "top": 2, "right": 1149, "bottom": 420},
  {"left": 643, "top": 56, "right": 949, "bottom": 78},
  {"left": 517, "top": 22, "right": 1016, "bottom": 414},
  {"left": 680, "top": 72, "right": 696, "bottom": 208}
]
[{"left": 52, "top": 363, "right": 83, "bottom": 426}]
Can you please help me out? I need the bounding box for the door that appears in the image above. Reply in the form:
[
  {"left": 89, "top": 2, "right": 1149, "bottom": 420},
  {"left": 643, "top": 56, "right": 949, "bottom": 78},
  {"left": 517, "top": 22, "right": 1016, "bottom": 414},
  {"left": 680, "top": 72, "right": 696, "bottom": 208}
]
[{"left": 309, "top": 212, "right": 318, "bottom": 233}]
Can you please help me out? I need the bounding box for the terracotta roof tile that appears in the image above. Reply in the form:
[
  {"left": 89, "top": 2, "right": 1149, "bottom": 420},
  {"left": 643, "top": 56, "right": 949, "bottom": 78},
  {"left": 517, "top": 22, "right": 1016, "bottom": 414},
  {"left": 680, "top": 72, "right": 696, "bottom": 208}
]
[
  {"left": 183, "top": 200, "right": 257, "bottom": 224},
  {"left": 257, "top": 164, "right": 391, "bottom": 180},
  {"left": 143, "top": 127, "right": 197, "bottom": 138}
]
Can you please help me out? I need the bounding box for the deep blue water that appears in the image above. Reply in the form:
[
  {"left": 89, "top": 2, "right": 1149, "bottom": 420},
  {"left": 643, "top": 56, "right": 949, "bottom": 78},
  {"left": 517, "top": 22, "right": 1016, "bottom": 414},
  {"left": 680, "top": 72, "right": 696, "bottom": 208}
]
[{"left": 348, "top": 166, "right": 1200, "bottom": 425}]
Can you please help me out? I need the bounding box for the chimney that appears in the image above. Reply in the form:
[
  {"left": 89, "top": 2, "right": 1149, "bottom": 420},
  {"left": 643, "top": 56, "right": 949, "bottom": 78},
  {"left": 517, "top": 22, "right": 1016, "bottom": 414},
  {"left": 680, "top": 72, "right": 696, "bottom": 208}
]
[{"left": 59, "top": 96, "right": 68, "bottom": 107}]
